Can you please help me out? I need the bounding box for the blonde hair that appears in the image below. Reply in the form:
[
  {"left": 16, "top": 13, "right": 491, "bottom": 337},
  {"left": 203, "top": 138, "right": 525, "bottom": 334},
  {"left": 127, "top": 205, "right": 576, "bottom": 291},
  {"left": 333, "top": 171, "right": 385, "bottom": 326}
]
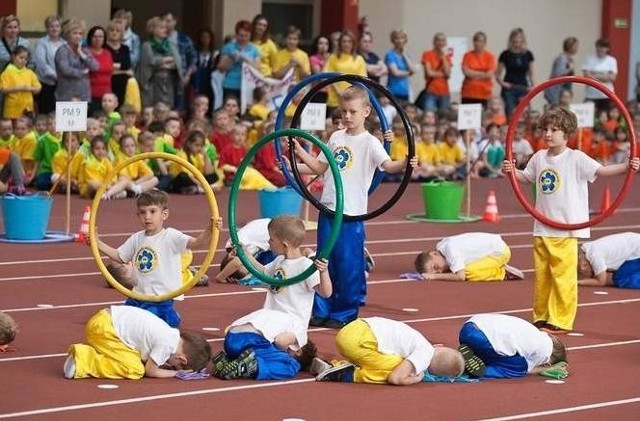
[
  {"left": 0, "top": 311, "right": 18, "bottom": 346},
  {"left": 429, "top": 347, "right": 465, "bottom": 378},
  {"left": 341, "top": 85, "right": 371, "bottom": 107},
  {"left": 62, "top": 18, "right": 86, "bottom": 38},
  {"left": 268, "top": 216, "right": 306, "bottom": 247},
  {"left": 146, "top": 16, "right": 163, "bottom": 35},
  {"left": 2, "top": 15, "right": 20, "bottom": 31}
]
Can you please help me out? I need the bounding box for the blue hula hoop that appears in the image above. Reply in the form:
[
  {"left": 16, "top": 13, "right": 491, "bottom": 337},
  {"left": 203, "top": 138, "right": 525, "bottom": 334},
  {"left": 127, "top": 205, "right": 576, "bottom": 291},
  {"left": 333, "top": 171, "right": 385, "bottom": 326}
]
[{"left": 274, "top": 72, "right": 390, "bottom": 196}]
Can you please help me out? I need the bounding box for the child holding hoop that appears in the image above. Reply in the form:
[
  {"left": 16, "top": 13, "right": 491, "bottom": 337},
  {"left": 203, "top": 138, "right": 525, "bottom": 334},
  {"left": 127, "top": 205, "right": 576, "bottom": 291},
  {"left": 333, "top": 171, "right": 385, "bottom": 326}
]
[
  {"left": 95, "top": 190, "right": 215, "bottom": 327},
  {"left": 503, "top": 107, "right": 639, "bottom": 334},
  {"left": 291, "top": 85, "right": 416, "bottom": 329}
]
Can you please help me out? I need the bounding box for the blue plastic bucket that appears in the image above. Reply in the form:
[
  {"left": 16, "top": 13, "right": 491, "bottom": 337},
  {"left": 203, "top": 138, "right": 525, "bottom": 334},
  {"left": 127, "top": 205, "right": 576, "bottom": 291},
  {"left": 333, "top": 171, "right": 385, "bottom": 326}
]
[
  {"left": 1, "top": 194, "right": 53, "bottom": 240},
  {"left": 258, "top": 187, "right": 303, "bottom": 219}
]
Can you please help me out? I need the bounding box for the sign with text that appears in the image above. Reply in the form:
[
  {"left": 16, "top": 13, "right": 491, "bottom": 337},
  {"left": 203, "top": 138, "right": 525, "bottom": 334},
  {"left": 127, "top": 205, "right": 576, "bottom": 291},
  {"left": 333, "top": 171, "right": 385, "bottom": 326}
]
[
  {"left": 569, "top": 102, "right": 595, "bottom": 128},
  {"left": 457, "top": 103, "right": 482, "bottom": 130},
  {"left": 300, "top": 103, "right": 327, "bottom": 131},
  {"left": 55, "top": 101, "right": 88, "bottom": 132}
]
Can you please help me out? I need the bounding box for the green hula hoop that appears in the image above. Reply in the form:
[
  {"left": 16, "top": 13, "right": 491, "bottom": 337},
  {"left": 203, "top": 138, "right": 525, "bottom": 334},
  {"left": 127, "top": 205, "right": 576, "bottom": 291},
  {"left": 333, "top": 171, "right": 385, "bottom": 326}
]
[{"left": 228, "top": 128, "right": 344, "bottom": 287}]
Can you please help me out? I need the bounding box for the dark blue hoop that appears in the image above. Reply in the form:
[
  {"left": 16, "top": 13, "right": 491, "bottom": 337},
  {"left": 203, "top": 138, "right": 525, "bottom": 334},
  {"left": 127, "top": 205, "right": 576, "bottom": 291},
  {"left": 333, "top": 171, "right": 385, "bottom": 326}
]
[{"left": 273, "top": 72, "right": 390, "bottom": 196}]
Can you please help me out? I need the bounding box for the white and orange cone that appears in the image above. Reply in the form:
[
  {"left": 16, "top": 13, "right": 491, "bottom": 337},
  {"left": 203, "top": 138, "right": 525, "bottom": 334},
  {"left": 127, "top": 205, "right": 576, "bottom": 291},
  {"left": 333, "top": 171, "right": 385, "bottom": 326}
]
[
  {"left": 482, "top": 190, "right": 501, "bottom": 223},
  {"left": 75, "top": 206, "right": 91, "bottom": 243}
]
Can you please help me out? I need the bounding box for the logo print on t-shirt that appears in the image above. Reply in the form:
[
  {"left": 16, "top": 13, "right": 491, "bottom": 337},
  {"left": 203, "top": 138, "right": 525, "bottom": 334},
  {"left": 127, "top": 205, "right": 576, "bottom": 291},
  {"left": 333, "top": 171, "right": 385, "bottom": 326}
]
[
  {"left": 539, "top": 168, "right": 559, "bottom": 194},
  {"left": 333, "top": 146, "right": 353, "bottom": 171},
  {"left": 269, "top": 268, "right": 286, "bottom": 294},
  {"left": 135, "top": 247, "right": 158, "bottom": 273}
]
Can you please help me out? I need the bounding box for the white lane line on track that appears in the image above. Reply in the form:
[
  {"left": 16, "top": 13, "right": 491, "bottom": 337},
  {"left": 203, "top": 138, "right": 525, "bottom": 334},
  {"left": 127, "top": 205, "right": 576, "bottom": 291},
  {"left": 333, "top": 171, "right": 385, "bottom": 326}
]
[
  {"left": 3, "top": 298, "right": 638, "bottom": 363},
  {"left": 2, "top": 221, "right": 640, "bottom": 267},
  {"left": 479, "top": 397, "right": 640, "bottom": 421},
  {"left": 1, "top": 340, "right": 639, "bottom": 419}
]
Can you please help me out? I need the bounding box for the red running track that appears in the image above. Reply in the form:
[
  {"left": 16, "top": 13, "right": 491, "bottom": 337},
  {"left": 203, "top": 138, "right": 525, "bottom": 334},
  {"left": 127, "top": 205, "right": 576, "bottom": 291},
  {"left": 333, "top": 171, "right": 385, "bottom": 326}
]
[{"left": 1, "top": 177, "right": 640, "bottom": 420}]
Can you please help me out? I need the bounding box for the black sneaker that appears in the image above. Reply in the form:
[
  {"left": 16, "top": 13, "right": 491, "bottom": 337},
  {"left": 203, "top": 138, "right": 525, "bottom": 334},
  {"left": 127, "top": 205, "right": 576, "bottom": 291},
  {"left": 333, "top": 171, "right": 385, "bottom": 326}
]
[
  {"left": 539, "top": 324, "right": 570, "bottom": 335},
  {"left": 533, "top": 320, "right": 547, "bottom": 329},
  {"left": 458, "top": 344, "right": 486, "bottom": 377},
  {"left": 309, "top": 317, "right": 327, "bottom": 327},
  {"left": 324, "top": 319, "right": 348, "bottom": 330},
  {"left": 316, "top": 363, "right": 355, "bottom": 382},
  {"left": 217, "top": 349, "right": 258, "bottom": 380}
]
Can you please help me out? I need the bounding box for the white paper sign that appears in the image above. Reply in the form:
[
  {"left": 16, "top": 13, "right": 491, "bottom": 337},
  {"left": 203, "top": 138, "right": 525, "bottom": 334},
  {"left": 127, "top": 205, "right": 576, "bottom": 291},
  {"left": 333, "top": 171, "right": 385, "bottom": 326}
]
[
  {"left": 457, "top": 103, "right": 483, "bottom": 130},
  {"left": 569, "top": 102, "right": 595, "bottom": 128},
  {"left": 300, "top": 103, "right": 327, "bottom": 131},
  {"left": 55, "top": 101, "right": 88, "bottom": 132}
]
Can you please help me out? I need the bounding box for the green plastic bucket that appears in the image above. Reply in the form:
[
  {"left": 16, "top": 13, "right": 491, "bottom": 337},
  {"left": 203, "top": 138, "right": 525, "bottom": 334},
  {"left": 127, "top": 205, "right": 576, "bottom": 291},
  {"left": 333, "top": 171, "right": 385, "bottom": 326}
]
[{"left": 421, "top": 181, "right": 464, "bottom": 220}]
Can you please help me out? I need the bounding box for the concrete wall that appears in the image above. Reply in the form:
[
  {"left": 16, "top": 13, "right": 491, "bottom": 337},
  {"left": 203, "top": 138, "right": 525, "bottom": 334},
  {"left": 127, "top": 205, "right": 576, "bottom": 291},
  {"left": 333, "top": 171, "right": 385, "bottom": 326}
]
[
  {"left": 629, "top": 0, "right": 640, "bottom": 99},
  {"left": 59, "top": 0, "right": 111, "bottom": 28},
  {"left": 361, "top": 0, "right": 603, "bottom": 102}
]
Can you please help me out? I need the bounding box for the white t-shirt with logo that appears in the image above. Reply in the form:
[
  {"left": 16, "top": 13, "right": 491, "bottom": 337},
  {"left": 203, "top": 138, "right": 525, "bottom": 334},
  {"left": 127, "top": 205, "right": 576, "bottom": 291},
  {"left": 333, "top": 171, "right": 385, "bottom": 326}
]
[
  {"left": 224, "top": 218, "right": 271, "bottom": 256},
  {"left": 581, "top": 232, "right": 640, "bottom": 276},
  {"left": 522, "top": 148, "right": 601, "bottom": 238},
  {"left": 437, "top": 233, "right": 507, "bottom": 273},
  {"left": 363, "top": 317, "right": 435, "bottom": 375},
  {"left": 263, "top": 255, "right": 320, "bottom": 328},
  {"left": 229, "top": 308, "right": 306, "bottom": 348},
  {"left": 110, "top": 305, "right": 180, "bottom": 366},
  {"left": 318, "top": 129, "right": 390, "bottom": 216},
  {"left": 466, "top": 313, "right": 553, "bottom": 372},
  {"left": 118, "top": 228, "right": 191, "bottom": 299}
]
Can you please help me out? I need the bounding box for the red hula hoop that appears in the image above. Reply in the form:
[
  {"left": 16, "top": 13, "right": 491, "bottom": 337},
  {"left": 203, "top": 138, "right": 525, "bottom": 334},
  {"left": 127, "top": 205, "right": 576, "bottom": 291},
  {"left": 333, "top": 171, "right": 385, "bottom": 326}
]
[{"left": 505, "top": 76, "right": 637, "bottom": 230}]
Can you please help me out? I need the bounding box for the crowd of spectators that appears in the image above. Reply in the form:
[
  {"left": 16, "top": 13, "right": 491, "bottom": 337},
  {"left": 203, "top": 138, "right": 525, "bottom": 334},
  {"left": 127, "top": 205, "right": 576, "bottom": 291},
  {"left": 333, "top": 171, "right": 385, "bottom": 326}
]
[{"left": 0, "top": 9, "right": 639, "bottom": 196}]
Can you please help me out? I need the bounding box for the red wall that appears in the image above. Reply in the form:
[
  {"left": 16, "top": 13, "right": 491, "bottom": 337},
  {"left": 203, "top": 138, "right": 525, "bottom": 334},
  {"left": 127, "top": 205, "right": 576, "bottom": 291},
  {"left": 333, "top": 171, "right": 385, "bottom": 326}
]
[
  {"left": 321, "top": 0, "right": 359, "bottom": 35},
  {"left": 0, "top": 0, "right": 17, "bottom": 17},
  {"left": 601, "top": 0, "right": 632, "bottom": 96}
]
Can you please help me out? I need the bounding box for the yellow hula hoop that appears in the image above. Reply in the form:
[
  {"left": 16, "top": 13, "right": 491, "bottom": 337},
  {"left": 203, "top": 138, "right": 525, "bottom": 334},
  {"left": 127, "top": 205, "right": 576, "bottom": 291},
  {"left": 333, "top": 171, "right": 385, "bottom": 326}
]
[{"left": 89, "top": 152, "right": 220, "bottom": 302}]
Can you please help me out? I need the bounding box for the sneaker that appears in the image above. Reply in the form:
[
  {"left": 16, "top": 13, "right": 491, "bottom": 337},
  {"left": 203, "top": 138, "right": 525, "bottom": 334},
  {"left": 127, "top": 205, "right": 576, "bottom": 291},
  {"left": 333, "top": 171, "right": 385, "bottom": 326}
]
[
  {"left": 309, "top": 317, "right": 326, "bottom": 327},
  {"left": 364, "top": 247, "right": 375, "bottom": 272},
  {"left": 504, "top": 265, "right": 524, "bottom": 280},
  {"left": 63, "top": 354, "right": 76, "bottom": 379},
  {"left": 539, "top": 324, "right": 571, "bottom": 335},
  {"left": 217, "top": 349, "right": 258, "bottom": 380},
  {"left": 324, "top": 319, "right": 347, "bottom": 330},
  {"left": 533, "top": 320, "right": 547, "bottom": 329},
  {"left": 309, "top": 357, "right": 332, "bottom": 376},
  {"left": 210, "top": 351, "right": 230, "bottom": 377},
  {"left": 190, "top": 267, "right": 210, "bottom": 286},
  {"left": 316, "top": 362, "right": 355, "bottom": 382},
  {"left": 458, "top": 344, "right": 486, "bottom": 377}
]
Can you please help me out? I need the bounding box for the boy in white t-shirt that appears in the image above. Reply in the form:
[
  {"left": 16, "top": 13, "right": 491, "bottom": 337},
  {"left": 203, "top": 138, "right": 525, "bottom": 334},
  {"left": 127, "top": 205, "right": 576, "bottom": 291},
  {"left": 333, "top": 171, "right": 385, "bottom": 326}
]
[
  {"left": 241, "top": 215, "right": 332, "bottom": 326},
  {"left": 458, "top": 313, "right": 567, "bottom": 379},
  {"left": 63, "top": 305, "right": 212, "bottom": 379},
  {"left": 212, "top": 308, "right": 317, "bottom": 380},
  {"left": 96, "top": 190, "right": 217, "bottom": 328},
  {"left": 504, "top": 108, "right": 639, "bottom": 334},
  {"left": 314, "top": 317, "right": 464, "bottom": 385},
  {"left": 291, "top": 86, "right": 417, "bottom": 329},
  {"left": 578, "top": 232, "right": 640, "bottom": 288},
  {"left": 414, "top": 232, "right": 523, "bottom": 282},
  {"left": 216, "top": 218, "right": 273, "bottom": 284}
]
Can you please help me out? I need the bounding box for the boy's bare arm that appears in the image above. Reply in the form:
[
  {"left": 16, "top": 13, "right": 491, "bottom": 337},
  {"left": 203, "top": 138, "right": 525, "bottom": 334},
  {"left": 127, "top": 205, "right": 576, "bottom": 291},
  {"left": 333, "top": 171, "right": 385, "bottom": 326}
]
[
  {"left": 387, "top": 360, "right": 424, "bottom": 385},
  {"left": 188, "top": 217, "right": 221, "bottom": 250},
  {"left": 313, "top": 258, "right": 332, "bottom": 298},
  {"left": 502, "top": 159, "right": 530, "bottom": 183},
  {"left": 596, "top": 158, "right": 639, "bottom": 177},
  {"left": 291, "top": 139, "right": 328, "bottom": 175},
  {"left": 96, "top": 239, "right": 124, "bottom": 263},
  {"left": 422, "top": 270, "right": 466, "bottom": 282},
  {"left": 577, "top": 271, "right": 611, "bottom": 287},
  {"left": 144, "top": 359, "right": 180, "bottom": 378}
]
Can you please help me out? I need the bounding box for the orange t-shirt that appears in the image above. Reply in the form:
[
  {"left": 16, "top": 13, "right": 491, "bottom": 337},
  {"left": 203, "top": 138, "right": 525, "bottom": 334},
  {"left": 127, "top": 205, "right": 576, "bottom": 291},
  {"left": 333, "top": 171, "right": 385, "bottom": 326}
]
[
  {"left": 601, "top": 119, "right": 619, "bottom": 133},
  {"left": 590, "top": 140, "right": 612, "bottom": 161},
  {"left": 421, "top": 50, "right": 451, "bottom": 96},
  {"left": 460, "top": 50, "right": 496, "bottom": 100}
]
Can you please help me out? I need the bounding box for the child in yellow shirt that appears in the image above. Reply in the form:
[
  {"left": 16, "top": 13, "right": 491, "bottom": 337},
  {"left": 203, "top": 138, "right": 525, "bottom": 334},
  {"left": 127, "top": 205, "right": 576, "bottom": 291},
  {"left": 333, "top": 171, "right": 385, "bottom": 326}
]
[
  {"left": 108, "top": 120, "right": 127, "bottom": 157},
  {"left": 51, "top": 132, "right": 85, "bottom": 194},
  {"left": 78, "top": 136, "right": 113, "bottom": 199},
  {"left": 0, "top": 46, "right": 41, "bottom": 119},
  {"left": 414, "top": 123, "right": 444, "bottom": 180},
  {"left": 103, "top": 133, "right": 159, "bottom": 199},
  {"left": 11, "top": 117, "right": 37, "bottom": 182},
  {"left": 170, "top": 130, "right": 217, "bottom": 194}
]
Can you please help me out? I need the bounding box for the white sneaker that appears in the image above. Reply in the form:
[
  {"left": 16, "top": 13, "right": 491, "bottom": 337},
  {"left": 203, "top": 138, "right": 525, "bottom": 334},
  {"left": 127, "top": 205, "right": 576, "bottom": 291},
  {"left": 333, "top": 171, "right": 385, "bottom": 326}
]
[
  {"left": 309, "top": 357, "right": 332, "bottom": 376},
  {"left": 63, "top": 354, "right": 76, "bottom": 379},
  {"left": 504, "top": 265, "right": 524, "bottom": 280}
]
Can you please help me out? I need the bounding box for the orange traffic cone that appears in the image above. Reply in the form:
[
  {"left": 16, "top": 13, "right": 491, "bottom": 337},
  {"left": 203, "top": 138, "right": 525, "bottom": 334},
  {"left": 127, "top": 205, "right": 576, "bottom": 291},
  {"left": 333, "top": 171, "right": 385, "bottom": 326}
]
[
  {"left": 599, "top": 185, "right": 611, "bottom": 215},
  {"left": 75, "top": 206, "right": 91, "bottom": 243},
  {"left": 483, "top": 190, "right": 501, "bottom": 223}
]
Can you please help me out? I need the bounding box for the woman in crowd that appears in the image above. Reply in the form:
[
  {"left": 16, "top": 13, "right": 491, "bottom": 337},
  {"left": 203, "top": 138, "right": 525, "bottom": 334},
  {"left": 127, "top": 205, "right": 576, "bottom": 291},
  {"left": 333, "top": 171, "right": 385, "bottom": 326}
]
[
  {"left": 250, "top": 14, "right": 277, "bottom": 77},
  {"left": 33, "top": 15, "right": 64, "bottom": 114},
  {"left": 359, "top": 31, "right": 387, "bottom": 83},
  {"left": 105, "top": 19, "right": 133, "bottom": 110},
  {"left": 86, "top": 25, "right": 113, "bottom": 114},
  {"left": 384, "top": 29, "right": 415, "bottom": 106},
  {"left": 544, "top": 37, "right": 578, "bottom": 105},
  {"left": 460, "top": 31, "right": 496, "bottom": 107},
  {"left": 54, "top": 18, "right": 98, "bottom": 102},
  {"left": 495, "top": 28, "right": 534, "bottom": 118},
  {"left": 582, "top": 38, "right": 617, "bottom": 113},
  {"left": 217, "top": 20, "right": 260, "bottom": 101}
]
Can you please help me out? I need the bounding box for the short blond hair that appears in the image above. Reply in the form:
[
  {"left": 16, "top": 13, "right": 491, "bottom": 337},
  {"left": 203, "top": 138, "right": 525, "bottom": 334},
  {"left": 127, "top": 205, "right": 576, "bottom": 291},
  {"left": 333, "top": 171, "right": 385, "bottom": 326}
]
[
  {"left": 341, "top": 85, "right": 371, "bottom": 107},
  {"left": 429, "top": 347, "right": 465, "bottom": 378},
  {"left": 62, "top": 18, "right": 86, "bottom": 38},
  {"left": 268, "top": 216, "right": 306, "bottom": 247},
  {"left": 0, "top": 312, "right": 18, "bottom": 346}
]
